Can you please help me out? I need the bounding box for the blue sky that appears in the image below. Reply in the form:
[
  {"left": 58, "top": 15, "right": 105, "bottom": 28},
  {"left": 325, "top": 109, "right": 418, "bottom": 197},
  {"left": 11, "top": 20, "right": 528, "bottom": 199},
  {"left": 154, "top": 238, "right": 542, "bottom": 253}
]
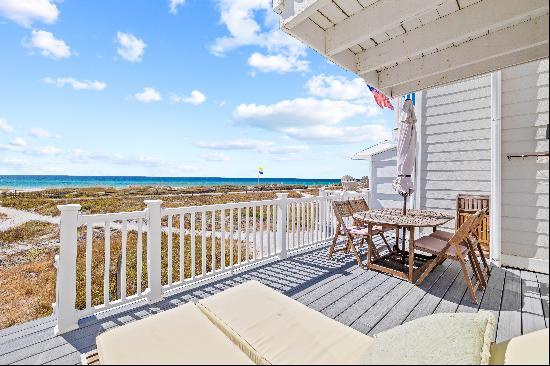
[{"left": 0, "top": 0, "right": 393, "bottom": 179}]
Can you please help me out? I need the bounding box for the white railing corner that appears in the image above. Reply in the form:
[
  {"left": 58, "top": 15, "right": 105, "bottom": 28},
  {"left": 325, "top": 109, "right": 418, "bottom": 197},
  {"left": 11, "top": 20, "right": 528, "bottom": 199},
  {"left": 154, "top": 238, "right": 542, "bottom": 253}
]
[
  {"left": 54, "top": 204, "right": 81, "bottom": 335},
  {"left": 276, "top": 193, "right": 288, "bottom": 259},
  {"left": 144, "top": 200, "right": 164, "bottom": 303}
]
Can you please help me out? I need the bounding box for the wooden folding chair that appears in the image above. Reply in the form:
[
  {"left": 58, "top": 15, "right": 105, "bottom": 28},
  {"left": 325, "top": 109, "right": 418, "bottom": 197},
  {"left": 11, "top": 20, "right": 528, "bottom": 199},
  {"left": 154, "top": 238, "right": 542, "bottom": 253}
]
[
  {"left": 347, "top": 198, "right": 394, "bottom": 253},
  {"left": 415, "top": 210, "right": 486, "bottom": 304},
  {"left": 327, "top": 201, "right": 368, "bottom": 268}
]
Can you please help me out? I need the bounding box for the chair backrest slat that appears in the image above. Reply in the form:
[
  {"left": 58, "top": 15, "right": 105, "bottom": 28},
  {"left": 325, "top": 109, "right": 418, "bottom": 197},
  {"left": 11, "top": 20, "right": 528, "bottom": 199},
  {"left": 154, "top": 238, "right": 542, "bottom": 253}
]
[
  {"left": 449, "top": 209, "right": 484, "bottom": 246},
  {"left": 348, "top": 199, "right": 369, "bottom": 214},
  {"left": 455, "top": 194, "right": 490, "bottom": 254}
]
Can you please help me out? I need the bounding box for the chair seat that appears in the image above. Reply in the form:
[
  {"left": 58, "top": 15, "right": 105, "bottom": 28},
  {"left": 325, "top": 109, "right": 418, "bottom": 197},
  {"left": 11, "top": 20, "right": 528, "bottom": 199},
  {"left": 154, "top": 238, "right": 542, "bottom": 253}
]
[
  {"left": 415, "top": 235, "right": 469, "bottom": 258},
  {"left": 430, "top": 230, "right": 453, "bottom": 241}
]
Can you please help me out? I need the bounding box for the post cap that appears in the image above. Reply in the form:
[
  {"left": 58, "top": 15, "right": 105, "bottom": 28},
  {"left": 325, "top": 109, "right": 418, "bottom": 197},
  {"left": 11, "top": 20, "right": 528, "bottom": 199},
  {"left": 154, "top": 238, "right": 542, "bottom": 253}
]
[
  {"left": 144, "top": 200, "right": 163, "bottom": 206},
  {"left": 57, "top": 204, "right": 81, "bottom": 211}
]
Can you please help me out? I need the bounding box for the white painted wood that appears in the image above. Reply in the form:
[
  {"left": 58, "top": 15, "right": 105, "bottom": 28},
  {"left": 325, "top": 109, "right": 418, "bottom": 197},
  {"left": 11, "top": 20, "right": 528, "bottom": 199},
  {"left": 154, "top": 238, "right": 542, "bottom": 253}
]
[
  {"left": 281, "top": 0, "right": 332, "bottom": 29},
  {"left": 137, "top": 218, "right": 143, "bottom": 295},
  {"left": 326, "top": 0, "right": 442, "bottom": 56},
  {"left": 491, "top": 70, "right": 503, "bottom": 266},
  {"left": 85, "top": 223, "right": 92, "bottom": 310},
  {"left": 221, "top": 209, "right": 226, "bottom": 269},
  {"left": 212, "top": 210, "right": 216, "bottom": 272},
  {"left": 167, "top": 215, "right": 173, "bottom": 285},
  {"left": 190, "top": 211, "right": 196, "bottom": 279},
  {"left": 379, "top": 14, "right": 549, "bottom": 90},
  {"left": 144, "top": 200, "right": 163, "bottom": 303},
  {"left": 179, "top": 215, "right": 184, "bottom": 282},
  {"left": 266, "top": 204, "right": 271, "bottom": 255},
  {"left": 501, "top": 58, "right": 549, "bottom": 272},
  {"left": 201, "top": 211, "right": 206, "bottom": 276},
  {"left": 103, "top": 220, "right": 111, "bottom": 306},
  {"left": 229, "top": 208, "right": 234, "bottom": 267},
  {"left": 259, "top": 205, "right": 264, "bottom": 258},
  {"left": 252, "top": 206, "right": 256, "bottom": 261},
  {"left": 358, "top": 0, "right": 548, "bottom": 74},
  {"left": 54, "top": 204, "right": 81, "bottom": 335},
  {"left": 245, "top": 207, "right": 249, "bottom": 263},
  {"left": 121, "top": 221, "right": 127, "bottom": 300},
  {"left": 276, "top": 193, "right": 289, "bottom": 259}
]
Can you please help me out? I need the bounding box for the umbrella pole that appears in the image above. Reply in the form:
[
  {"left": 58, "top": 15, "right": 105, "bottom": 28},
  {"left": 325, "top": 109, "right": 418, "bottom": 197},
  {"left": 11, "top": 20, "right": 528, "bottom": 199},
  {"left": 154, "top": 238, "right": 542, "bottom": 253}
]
[{"left": 401, "top": 193, "right": 408, "bottom": 264}]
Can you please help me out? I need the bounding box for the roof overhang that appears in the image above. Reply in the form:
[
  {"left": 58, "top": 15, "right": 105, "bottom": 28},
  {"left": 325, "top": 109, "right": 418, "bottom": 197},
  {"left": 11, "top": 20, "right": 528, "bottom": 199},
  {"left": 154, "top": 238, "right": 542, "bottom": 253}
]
[
  {"left": 274, "top": 0, "right": 549, "bottom": 97},
  {"left": 352, "top": 141, "right": 396, "bottom": 161}
]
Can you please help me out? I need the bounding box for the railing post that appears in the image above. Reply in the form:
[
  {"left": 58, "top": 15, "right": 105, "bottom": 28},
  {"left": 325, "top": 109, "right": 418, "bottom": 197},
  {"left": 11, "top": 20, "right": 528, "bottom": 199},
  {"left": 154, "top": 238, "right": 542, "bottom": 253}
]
[
  {"left": 54, "top": 204, "right": 81, "bottom": 335},
  {"left": 319, "top": 189, "right": 327, "bottom": 239},
  {"left": 144, "top": 200, "right": 163, "bottom": 303},
  {"left": 276, "top": 193, "right": 288, "bottom": 259}
]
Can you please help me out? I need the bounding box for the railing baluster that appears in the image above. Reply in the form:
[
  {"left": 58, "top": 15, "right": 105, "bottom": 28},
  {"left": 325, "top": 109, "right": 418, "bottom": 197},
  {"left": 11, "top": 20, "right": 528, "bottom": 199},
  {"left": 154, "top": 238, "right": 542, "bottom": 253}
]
[
  {"left": 266, "top": 204, "right": 271, "bottom": 256},
  {"left": 167, "top": 215, "right": 173, "bottom": 286},
  {"left": 221, "top": 209, "right": 226, "bottom": 270},
  {"left": 121, "top": 221, "right": 127, "bottom": 301},
  {"left": 179, "top": 214, "right": 184, "bottom": 282},
  {"left": 85, "top": 223, "right": 92, "bottom": 310},
  {"left": 229, "top": 208, "right": 234, "bottom": 268},
  {"left": 259, "top": 206, "right": 264, "bottom": 259},
  {"left": 201, "top": 211, "right": 206, "bottom": 277},
  {"left": 245, "top": 207, "right": 250, "bottom": 263},
  {"left": 191, "top": 212, "right": 196, "bottom": 280},
  {"left": 137, "top": 218, "right": 143, "bottom": 295},
  {"left": 252, "top": 206, "right": 257, "bottom": 261},
  {"left": 211, "top": 210, "right": 216, "bottom": 274},
  {"left": 104, "top": 220, "right": 111, "bottom": 306},
  {"left": 237, "top": 208, "right": 242, "bottom": 264}
]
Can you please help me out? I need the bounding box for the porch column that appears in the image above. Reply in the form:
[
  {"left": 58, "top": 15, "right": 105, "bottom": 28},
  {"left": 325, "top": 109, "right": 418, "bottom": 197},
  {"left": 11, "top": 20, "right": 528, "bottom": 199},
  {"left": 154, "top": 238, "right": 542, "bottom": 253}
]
[{"left": 490, "top": 70, "right": 502, "bottom": 267}]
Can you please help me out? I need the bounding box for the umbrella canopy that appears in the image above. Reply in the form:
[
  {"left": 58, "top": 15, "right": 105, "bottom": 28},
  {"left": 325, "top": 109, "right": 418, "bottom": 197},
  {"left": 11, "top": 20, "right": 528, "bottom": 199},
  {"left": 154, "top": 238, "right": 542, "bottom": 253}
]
[{"left": 393, "top": 99, "right": 417, "bottom": 197}]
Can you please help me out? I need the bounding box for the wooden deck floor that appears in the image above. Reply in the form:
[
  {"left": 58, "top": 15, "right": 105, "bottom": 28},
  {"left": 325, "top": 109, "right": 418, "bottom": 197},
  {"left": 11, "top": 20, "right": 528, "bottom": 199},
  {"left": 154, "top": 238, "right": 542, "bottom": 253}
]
[{"left": 0, "top": 240, "right": 548, "bottom": 365}]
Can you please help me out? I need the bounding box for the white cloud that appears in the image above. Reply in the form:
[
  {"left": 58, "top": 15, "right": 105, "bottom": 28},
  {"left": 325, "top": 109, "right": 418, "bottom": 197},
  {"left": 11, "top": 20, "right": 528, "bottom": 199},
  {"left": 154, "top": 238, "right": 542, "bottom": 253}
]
[
  {"left": 43, "top": 77, "right": 106, "bottom": 90},
  {"left": 201, "top": 152, "right": 231, "bottom": 162},
  {"left": 195, "top": 138, "right": 308, "bottom": 155},
  {"left": 282, "top": 124, "right": 392, "bottom": 144},
  {"left": 132, "top": 87, "right": 162, "bottom": 103},
  {"left": 1, "top": 143, "right": 63, "bottom": 155},
  {"left": 307, "top": 74, "right": 382, "bottom": 117},
  {"left": 0, "top": 0, "right": 58, "bottom": 27},
  {"left": 24, "top": 30, "right": 71, "bottom": 59},
  {"left": 171, "top": 90, "right": 206, "bottom": 105},
  {"left": 116, "top": 32, "right": 146, "bottom": 62},
  {"left": 9, "top": 137, "right": 27, "bottom": 147},
  {"left": 0, "top": 118, "right": 14, "bottom": 133},
  {"left": 169, "top": 0, "right": 186, "bottom": 14},
  {"left": 29, "top": 127, "right": 50, "bottom": 138},
  {"left": 234, "top": 98, "right": 367, "bottom": 129},
  {"left": 211, "top": 0, "right": 308, "bottom": 74},
  {"left": 248, "top": 52, "right": 309, "bottom": 74}
]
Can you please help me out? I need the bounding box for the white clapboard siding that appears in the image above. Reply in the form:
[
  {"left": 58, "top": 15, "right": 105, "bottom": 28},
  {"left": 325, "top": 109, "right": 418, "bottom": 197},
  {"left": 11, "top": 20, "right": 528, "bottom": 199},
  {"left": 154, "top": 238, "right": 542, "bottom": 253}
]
[
  {"left": 370, "top": 148, "right": 406, "bottom": 209},
  {"left": 418, "top": 74, "right": 492, "bottom": 229},
  {"left": 501, "top": 58, "right": 549, "bottom": 272}
]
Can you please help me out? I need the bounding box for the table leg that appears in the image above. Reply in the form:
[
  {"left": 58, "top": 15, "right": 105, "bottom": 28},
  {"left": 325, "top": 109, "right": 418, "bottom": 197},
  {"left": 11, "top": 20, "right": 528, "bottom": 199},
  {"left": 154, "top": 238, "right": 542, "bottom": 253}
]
[
  {"left": 408, "top": 228, "right": 415, "bottom": 282},
  {"left": 367, "top": 223, "right": 373, "bottom": 268},
  {"left": 401, "top": 227, "right": 407, "bottom": 264}
]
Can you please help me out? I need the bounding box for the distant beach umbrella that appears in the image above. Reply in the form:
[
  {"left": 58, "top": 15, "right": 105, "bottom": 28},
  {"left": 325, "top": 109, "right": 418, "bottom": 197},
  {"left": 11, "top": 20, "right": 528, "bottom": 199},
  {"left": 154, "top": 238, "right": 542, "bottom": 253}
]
[{"left": 393, "top": 99, "right": 417, "bottom": 214}]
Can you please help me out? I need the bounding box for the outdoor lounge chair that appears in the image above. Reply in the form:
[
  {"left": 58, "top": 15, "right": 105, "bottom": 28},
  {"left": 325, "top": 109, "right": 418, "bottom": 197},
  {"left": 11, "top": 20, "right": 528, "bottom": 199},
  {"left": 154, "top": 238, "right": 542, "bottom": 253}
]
[
  {"left": 92, "top": 280, "right": 549, "bottom": 365},
  {"left": 415, "top": 210, "right": 488, "bottom": 304}
]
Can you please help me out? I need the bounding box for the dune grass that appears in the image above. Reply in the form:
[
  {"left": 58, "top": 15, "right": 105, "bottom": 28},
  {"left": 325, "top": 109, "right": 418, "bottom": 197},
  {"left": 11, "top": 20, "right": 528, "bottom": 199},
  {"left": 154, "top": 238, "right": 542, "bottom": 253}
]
[{"left": 0, "top": 221, "right": 58, "bottom": 244}]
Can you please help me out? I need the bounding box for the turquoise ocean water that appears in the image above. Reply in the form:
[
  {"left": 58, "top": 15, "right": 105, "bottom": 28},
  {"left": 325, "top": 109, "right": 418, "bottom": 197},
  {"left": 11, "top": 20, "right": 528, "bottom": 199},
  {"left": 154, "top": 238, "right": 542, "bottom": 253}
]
[{"left": 0, "top": 175, "right": 339, "bottom": 190}]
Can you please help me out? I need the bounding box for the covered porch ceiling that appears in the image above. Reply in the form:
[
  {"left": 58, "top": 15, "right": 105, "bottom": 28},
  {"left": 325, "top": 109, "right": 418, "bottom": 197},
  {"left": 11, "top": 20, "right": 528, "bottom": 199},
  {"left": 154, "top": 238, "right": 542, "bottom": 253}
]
[{"left": 274, "top": 0, "right": 549, "bottom": 97}]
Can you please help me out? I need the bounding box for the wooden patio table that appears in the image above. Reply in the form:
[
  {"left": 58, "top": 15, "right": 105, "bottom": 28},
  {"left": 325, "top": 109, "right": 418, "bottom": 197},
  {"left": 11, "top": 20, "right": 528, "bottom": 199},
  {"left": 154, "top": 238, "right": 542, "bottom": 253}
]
[{"left": 353, "top": 209, "right": 453, "bottom": 283}]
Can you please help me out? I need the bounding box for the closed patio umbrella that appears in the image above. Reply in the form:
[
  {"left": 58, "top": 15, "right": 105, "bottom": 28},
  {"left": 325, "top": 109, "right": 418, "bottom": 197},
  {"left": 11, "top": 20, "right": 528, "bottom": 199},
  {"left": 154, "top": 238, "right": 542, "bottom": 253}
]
[{"left": 393, "top": 98, "right": 417, "bottom": 214}]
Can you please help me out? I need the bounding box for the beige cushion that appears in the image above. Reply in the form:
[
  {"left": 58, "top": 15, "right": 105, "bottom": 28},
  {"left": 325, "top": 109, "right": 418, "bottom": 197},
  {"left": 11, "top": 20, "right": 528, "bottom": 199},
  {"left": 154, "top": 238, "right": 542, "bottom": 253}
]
[
  {"left": 361, "top": 311, "right": 496, "bottom": 365},
  {"left": 490, "top": 328, "right": 549, "bottom": 365},
  {"left": 431, "top": 230, "right": 453, "bottom": 241},
  {"left": 96, "top": 302, "right": 254, "bottom": 365},
  {"left": 415, "top": 235, "right": 468, "bottom": 257},
  {"left": 197, "top": 280, "right": 373, "bottom": 365}
]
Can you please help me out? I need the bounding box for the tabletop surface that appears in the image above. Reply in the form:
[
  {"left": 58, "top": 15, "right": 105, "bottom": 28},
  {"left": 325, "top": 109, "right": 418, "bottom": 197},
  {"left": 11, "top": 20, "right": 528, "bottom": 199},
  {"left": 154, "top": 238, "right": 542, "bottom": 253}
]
[{"left": 353, "top": 208, "right": 453, "bottom": 228}]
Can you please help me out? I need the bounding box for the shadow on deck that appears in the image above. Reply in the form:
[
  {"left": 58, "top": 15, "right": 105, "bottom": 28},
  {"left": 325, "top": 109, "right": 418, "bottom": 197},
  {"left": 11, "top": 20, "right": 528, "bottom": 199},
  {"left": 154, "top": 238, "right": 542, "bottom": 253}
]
[{"left": 0, "top": 239, "right": 548, "bottom": 365}]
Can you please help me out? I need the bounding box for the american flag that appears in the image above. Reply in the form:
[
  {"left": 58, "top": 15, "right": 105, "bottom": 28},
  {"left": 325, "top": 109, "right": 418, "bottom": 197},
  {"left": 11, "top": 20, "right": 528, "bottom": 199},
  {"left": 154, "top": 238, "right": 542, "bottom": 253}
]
[{"left": 367, "top": 85, "right": 394, "bottom": 110}]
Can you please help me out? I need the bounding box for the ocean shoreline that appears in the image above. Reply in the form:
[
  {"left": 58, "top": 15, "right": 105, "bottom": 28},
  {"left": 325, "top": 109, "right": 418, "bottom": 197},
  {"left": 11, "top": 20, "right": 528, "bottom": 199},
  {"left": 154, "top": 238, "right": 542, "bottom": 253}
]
[{"left": 0, "top": 175, "right": 340, "bottom": 190}]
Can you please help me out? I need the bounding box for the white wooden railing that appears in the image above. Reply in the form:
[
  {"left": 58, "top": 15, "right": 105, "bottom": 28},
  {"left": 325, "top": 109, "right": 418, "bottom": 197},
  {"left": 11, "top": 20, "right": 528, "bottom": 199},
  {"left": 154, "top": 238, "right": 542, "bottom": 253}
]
[{"left": 53, "top": 190, "right": 369, "bottom": 334}]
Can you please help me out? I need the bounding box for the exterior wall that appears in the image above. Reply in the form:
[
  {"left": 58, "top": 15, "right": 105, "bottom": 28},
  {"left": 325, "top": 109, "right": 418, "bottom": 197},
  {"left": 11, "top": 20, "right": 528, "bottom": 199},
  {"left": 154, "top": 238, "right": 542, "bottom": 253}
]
[
  {"left": 500, "top": 59, "right": 549, "bottom": 272},
  {"left": 416, "top": 75, "right": 493, "bottom": 229},
  {"left": 369, "top": 148, "right": 407, "bottom": 209}
]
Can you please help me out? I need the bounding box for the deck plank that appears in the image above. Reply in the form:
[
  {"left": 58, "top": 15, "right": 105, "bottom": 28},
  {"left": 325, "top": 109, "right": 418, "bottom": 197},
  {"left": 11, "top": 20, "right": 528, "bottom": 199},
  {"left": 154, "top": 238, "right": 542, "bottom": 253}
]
[
  {"left": 496, "top": 269, "right": 522, "bottom": 343},
  {"left": 521, "top": 270, "right": 546, "bottom": 334},
  {"left": 536, "top": 272, "right": 549, "bottom": 327},
  {"left": 0, "top": 243, "right": 547, "bottom": 365},
  {"left": 369, "top": 260, "right": 452, "bottom": 334}
]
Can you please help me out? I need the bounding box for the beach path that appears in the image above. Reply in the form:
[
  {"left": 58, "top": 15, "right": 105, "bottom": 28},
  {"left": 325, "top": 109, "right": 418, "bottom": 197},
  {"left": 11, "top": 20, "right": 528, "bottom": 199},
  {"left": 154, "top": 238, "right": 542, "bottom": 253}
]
[{"left": 0, "top": 206, "right": 60, "bottom": 232}]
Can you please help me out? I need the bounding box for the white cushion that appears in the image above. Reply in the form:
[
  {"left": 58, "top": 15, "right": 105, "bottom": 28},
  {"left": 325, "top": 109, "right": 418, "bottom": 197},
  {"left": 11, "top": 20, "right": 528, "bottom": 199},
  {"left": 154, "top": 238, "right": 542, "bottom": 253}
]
[{"left": 361, "top": 311, "right": 495, "bottom": 365}]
